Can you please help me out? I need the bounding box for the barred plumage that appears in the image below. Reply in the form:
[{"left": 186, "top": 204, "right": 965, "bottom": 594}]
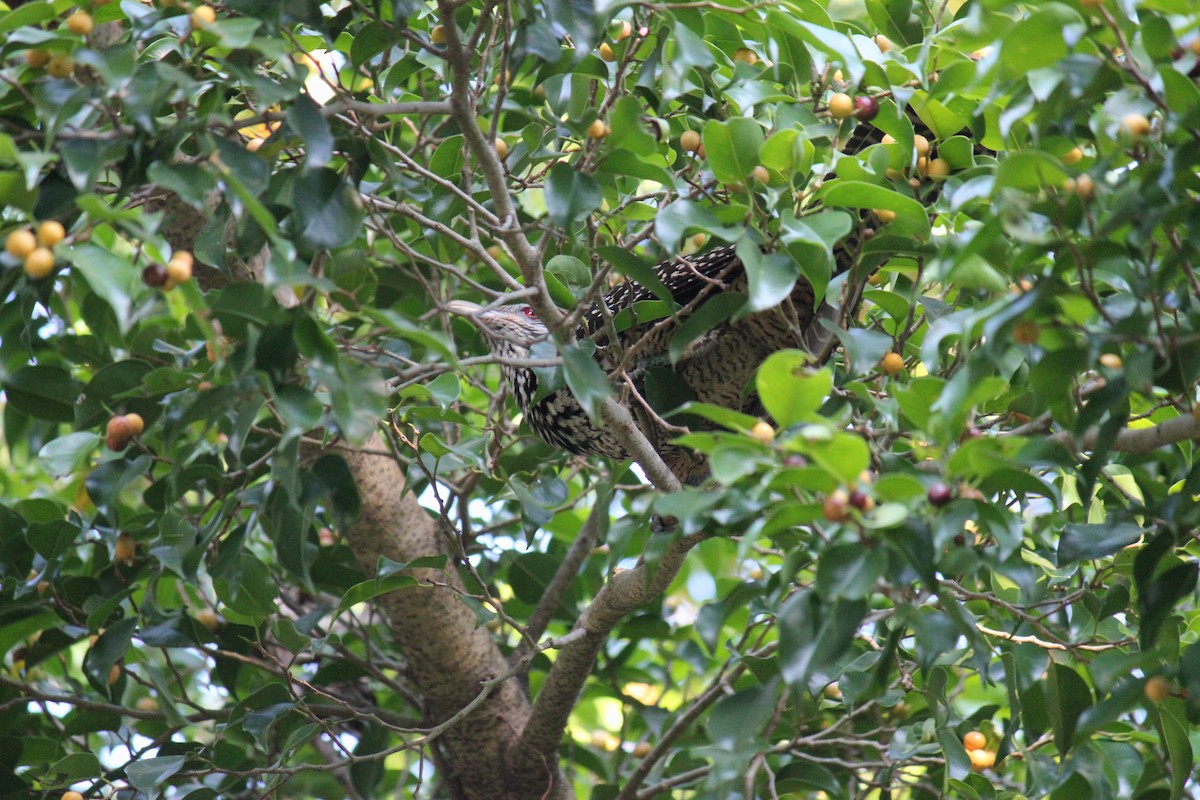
[{"left": 448, "top": 243, "right": 841, "bottom": 480}]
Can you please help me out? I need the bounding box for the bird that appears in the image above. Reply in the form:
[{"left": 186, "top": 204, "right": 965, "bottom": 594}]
[{"left": 447, "top": 237, "right": 859, "bottom": 482}]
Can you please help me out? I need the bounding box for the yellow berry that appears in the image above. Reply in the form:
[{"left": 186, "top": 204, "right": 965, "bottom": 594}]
[
  {"left": 598, "top": 42, "right": 616, "bottom": 62},
  {"left": 680, "top": 130, "right": 702, "bottom": 153},
  {"left": 166, "top": 251, "right": 193, "bottom": 285},
  {"left": 108, "top": 664, "right": 122, "bottom": 685},
  {"left": 828, "top": 92, "right": 854, "bottom": 119},
  {"left": 5, "top": 229, "right": 36, "bottom": 258},
  {"left": 67, "top": 11, "right": 94, "bottom": 35},
  {"left": 913, "top": 134, "right": 931, "bottom": 157},
  {"left": 732, "top": 47, "right": 758, "bottom": 65},
  {"left": 752, "top": 165, "right": 770, "bottom": 184},
  {"left": 495, "top": 139, "right": 509, "bottom": 159},
  {"left": 196, "top": 608, "right": 221, "bottom": 632},
  {"left": 1062, "top": 146, "right": 1084, "bottom": 165},
  {"left": 26, "top": 49, "right": 51, "bottom": 69},
  {"left": 114, "top": 533, "right": 136, "bottom": 564},
  {"left": 24, "top": 247, "right": 55, "bottom": 280},
  {"left": 47, "top": 54, "right": 75, "bottom": 79},
  {"left": 874, "top": 208, "right": 896, "bottom": 224},
  {"left": 968, "top": 749, "right": 996, "bottom": 771},
  {"left": 1099, "top": 353, "right": 1122, "bottom": 370},
  {"left": 430, "top": 24, "right": 446, "bottom": 44},
  {"left": 1122, "top": 113, "right": 1151, "bottom": 138},
  {"left": 1145, "top": 675, "right": 1171, "bottom": 702},
  {"left": 632, "top": 741, "right": 651, "bottom": 757},
  {"left": 124, "top": 413, "right": 145, "bottom": 436},
  {"left": 927, "top": 157, "right": 951, "bottom": 180},
  {"left": 881, "top": 351, "right": 905, "bottom": 375},
  {"left": 192, "top": 5, "right": 216, "bottom": 26},
  {"left": 587, "top": 119, "right": 610, "bottom": 140},
  {"left": 874, "top": 34, "right": 894, "bottom": 52},
  {"left": 750, "top": 421, "right": 775, "bottom": 443},
  {"left": 37, "top": 220, "right": 66, "bottom": 247}
]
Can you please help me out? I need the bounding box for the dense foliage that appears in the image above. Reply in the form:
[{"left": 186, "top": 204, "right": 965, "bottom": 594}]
[{"left": 2, "top": 0, "right": 1200, "bottom": 797}]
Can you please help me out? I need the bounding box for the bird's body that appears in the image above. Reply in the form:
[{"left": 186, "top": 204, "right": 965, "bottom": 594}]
[{"left": 449, "top": 242, "right": 845, "bottom": 480}]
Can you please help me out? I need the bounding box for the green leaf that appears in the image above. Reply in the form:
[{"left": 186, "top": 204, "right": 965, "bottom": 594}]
[
  {"left": 3, "top": 366, "right": 79, "bottom": 423},
  {"left": 702, "top": 118, "right": 765, "bottom": 185},
  {"left": 993, "top": 151, "right": 1070, "bottom": 192},
  {"left": 1057, "top": 523, "right": 1143, "bottom": 565},
  {"left": 561, "top": 341, "right": 611, "bottom": 420},
  {"left": 1046, "top": 662, "right": 1093, "bottom": 754},
  {"left": 38, "top": 432, "right": 100, "bottom": 476},
  {"left": 545, "top": 163, "right": 601, "bottom": 228},
  {"left": 655, "top": 201, "right": 744, "bottom": 250},
  {"left": 289, "top": 92, "right": 334, "bottom": 169},
  {"left": 292, "top": 168, "right": 364, "bottom": 250},
  {"left": 127, "top": 756, "right": 185, "bottom": 793},
  {"left": 739, "top": 239, "right": 799, "bottom": 312},
  {"left": 817, "top": 181, "right": 930, "bottom": 239},
  {"left": 67, "top": 243, "right": 140, "bottom": 332},
  {"left": 806, "top": 431, "right": 870, "bottom": 485},
  {"left": 757, "top": 353, "right": 831, "bottom": 428}
]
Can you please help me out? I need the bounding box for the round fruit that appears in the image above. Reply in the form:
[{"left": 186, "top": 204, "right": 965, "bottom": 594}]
[
  {"left": 968, "top": 749, "right": 996, "bottom": 771},
  {"left": 114, "top": 533, "right": 136, "bottom": 563},
  {"left": 430, "top": 24, "right": 446, "bottom": 44},
  {"left": 822, "top": 489, "right": 850, "bottom": 522},
  {"left": 1099, "top": 353, "right": 1122, "bottom": 369},
  {"left": 192, "top": 5, "right": 216, "bottom": 25},
  {"left": 196, "top": 608, "right": 221, "bottom": 632},
  {"left": 1072, "top": 174, "right": 1097, "bottom": 201},
  {"left": 632, "top": 741, "right": 652, "bottom": 757},
  {"left": 732, "top": 48, "right": 758, "bottom": 65},
  {"left": 318, "top": 526, "right": 336, "bottom": 546},
  {"left": 166, "top": 252, "right": 193, "bottom": 285},
  {"left": 62, "top": 792, "right": 85, "bottom": 800},
  {"left": 1062, "top": 146, "right": 1084, "bottom": 165},
  {"left": 874, "top": 34, "right": 894, "bottom": 52},
  {"left": 587, "top": 119, "right": 610, "bottom": 140},
  {"left": 47, "top": 54, "right": 75, "bottom": 79},
  {"left": 752, "top": 165, "right": 770, "bottom": 184},
  {"left": 828, "top": 92, "right": 854, "bottom": 119},
  {"left": 680, "top": 130, "right": 702, "bottom": 153},
  {"left": 963, "top": 731, "right": 986, "bottom": 751},
  {"left": 5, "top": 229, "right": 36, "bottom": 259},
  {"left": 913, "top": 134, "right": 931, "bottom": 157},
  {"left": 916, "top": 156, "right": 929, "bottom": 176},
  {"left": 926, "top": 157, "right": 951, "bottom": 180},
  {"left": 37, "top": 220, "right": 66, "bottom": 247},
  {"left": 616, "top": 21, "right": 633, "bottom": 41},
  {"left": 1122, "top": 113, "right": 1150, "bottom": 138},
  {"left": 142, "top": 263, "right": 168, "bottom": 287},
  {"left": 853, "top": 95, "right": 879, "bottom": 122},
  {"left": 881, "top": 351, "right": 905, "bottom": 375},
  {"left": 1145, "top": 675, "right": 1171, "bottom": 702},
  {"left": 125, "top": 413, "right": 145, "bottom": 436},
  {"left": 1012, "top": 320, "right": 1040, "bottom": 345},
  {"left": 823, "top": 682, "right": 842, "bottom": 699},
  {"left": 494, "top": 139, "right": 509, "bottom": 159},
  {"left": 881, "top": 134, "right": 896, "bottom": 145},
  {"left": 927, "top": 483, "right": 953, "bottom": 507},
  {"left": 24, "top": 247, "right": 55, "bottom": 280},
  {"left": 67, "top": 11, "right": 94, "bottom": 35},
  {"left": 848, "top": 490, "right": 874, "bottom": 512},
  {"left": 26, "top": 49, "right": 51, "bottom": 69},
  {"left": 750, "top": 420, "right": 775, "bottom": 443},
  {"left": 106, "top": 415, "right": 133, "bottom": 448},
  {"left": 598, "top": 42, "right": 616, "bottom": 62},
  {"left": 874, "top": 208, "right": 896, "bottom": 223},
  {"left": 108, "top": 664, "right": 122, "bottom": 685},
  {"left": 136, "top": 696, "right": 160, "bottom": 712}
]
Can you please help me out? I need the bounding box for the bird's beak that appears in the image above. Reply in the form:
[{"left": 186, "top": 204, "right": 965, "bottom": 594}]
[{"left": 446, "top": 300, "right": 484, "bottom": 317}]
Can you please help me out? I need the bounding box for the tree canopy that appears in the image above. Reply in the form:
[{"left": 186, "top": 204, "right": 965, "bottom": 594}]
[{"left": 3, "top": 0, "right": 1200, "bottom": 798}]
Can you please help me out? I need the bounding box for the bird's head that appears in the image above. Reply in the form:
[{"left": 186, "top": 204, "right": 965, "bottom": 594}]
[{"left": 446, "top": 300, "right": 550, "bottom": 352}]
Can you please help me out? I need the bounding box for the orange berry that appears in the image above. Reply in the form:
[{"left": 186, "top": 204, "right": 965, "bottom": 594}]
[
  {"left": 926, "top": 157, "right": 951, "bottom": 180},
  {"left": 963, "top": 731, "right": 986, "bottom": 751},
  {"left": 1061, "top": 146, "right": 1084, "bottom": 165},
  {"left": 1121, "top": 113, "right": 1150, "bottom": 138},
  {"left": 192, "top": 5, "right": 216, "bottom": 25},
  {"left": 5, "top": 229, "right": 36, "bottom": 258},
  {"left": 62, "top": 791, "right": 85, "bottom": 800},
  {"left": 822, "top": 489, "right": 850, "bottom": 522},
  {"left": 124, "top": 413, "right": 145, "bottom": 436},
  {"left": 632, "top": 741, "right": 652, "bottom": 757},
  {"left": 114, "top": 533, "right": 136, "bottom": 564},
  {"left": 732, "top": 47, "right": 758, "bottom": 65},
  {"left": 750, "top": 421, "right": 775, "bottom": 443},
  {"left": 680, "top": 130, "right": 702, "bottom": 153},
  {"left": 587, "top": 119, "right": 610, "bottom": 140},
  {"left": 37, "top": 220, "right": 66, "bottom": 247},
  {"left": 1145, "top": 675, "right": 1171, "bottom": 702},
  {"left": 881, "top": 352, "right": 905, "bottom": 375},
  {"left": 26, "top": 49, "right": 51, "bottom": 69},
  {"left": 1012, "top": 320, "right": 1040, "bottom": 345},
  {"left": 874, "top": 34, "right": 894, "bottom": 52},
  {"left": 24, "top": 247, "right": 56, "bottom": 280},
  {"left": 66, "top": 11, "right": 94, "bottom": 35},
  {"left": 108, "top": 664, "right": 122, "bottom": 685},
  {"left": 47, "top": 54, "right": 75, "bottom": 79}
]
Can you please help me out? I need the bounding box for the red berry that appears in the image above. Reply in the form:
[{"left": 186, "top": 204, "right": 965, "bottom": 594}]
[
  {"left": 927, "top": 483, "right": 953, "bottom": 507},
  {"left": 849, "top": 490, "right": 874, "bottom": 511},
  {"left": 854, "top": 95, "right": 879, "bottom": 122},
  {"left": 142, "top": 263, "right": 168, "bottom": 287}
]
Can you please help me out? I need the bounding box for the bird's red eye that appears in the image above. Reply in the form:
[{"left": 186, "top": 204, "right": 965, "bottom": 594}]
[{"left": 521, "top": 307, "right": 537, "bottom": 318}]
